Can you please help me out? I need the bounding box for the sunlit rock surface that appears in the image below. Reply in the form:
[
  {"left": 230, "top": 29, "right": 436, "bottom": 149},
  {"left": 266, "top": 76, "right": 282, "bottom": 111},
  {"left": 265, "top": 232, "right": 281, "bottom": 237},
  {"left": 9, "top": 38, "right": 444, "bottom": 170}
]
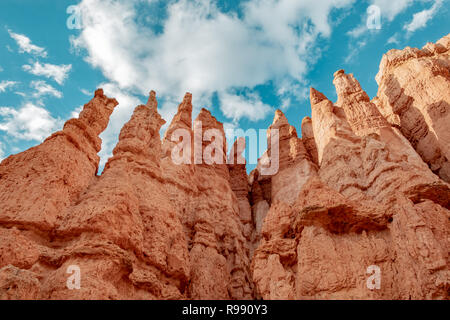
[{"left": 1, "top": 34, "right": 449, "bottom": 300}]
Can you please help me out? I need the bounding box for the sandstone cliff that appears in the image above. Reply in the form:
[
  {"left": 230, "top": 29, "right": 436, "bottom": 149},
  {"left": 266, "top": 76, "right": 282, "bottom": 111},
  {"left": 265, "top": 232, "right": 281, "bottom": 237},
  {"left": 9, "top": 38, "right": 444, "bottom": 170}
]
[{"left": 1, "top": 34, "right": 449, "bottom": 300}]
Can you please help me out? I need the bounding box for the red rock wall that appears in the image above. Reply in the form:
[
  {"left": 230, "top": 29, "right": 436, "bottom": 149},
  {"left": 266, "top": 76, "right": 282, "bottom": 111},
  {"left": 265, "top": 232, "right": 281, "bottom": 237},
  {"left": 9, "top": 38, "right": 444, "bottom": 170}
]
[
  {"left": 0, "top": 34, "right": 449, "bottom": 300},
  {"left": 251, "top": 34, "right": 450, "bottom": 300}
]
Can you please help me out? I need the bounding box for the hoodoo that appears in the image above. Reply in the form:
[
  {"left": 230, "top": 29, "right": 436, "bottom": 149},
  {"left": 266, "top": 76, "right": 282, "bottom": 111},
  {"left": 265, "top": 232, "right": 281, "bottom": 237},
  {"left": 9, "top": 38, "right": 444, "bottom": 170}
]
[{"left": 1, "top": 34, "right": 449, "bottom": 300}]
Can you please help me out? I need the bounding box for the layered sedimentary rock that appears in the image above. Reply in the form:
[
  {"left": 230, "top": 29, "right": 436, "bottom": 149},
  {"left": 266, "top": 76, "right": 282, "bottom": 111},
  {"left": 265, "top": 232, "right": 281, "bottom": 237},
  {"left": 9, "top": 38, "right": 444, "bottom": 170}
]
[
  {"left": 228, "top": 138, "right": 255, "bottom": 253},
  {"left": 251, "top": 34, "right": 450, "bottom": 299},
  {"left": 0, "top": 89, "right": 117, "bottom": 231},
  {"left": 160, "top": 98, "right": 254, "bottom": 300},
  {"left": 0, "top": 90, "right": 118, "bottom": 299},
  {"left": 44, "top": 92, "right": 190, "bottom": 299},
  {"left": 1, "top": 34, "right": 449, "bottom": 300},
  {"left": 301, "top": 117, "right": 319, "bottom": 166},
  {"left": 375, "top": 34, "right": 450, "bottom": 182}
]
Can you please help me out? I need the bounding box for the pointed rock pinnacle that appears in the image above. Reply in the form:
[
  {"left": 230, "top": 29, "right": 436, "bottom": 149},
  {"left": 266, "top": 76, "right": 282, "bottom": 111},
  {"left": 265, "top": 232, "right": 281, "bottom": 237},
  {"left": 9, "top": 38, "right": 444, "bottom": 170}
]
[
  {"left": 146, "top": 90, "right": 158, "bottom": 110},
  {"left": 310, "top": 88, "right": 329, "bottom": 105}
]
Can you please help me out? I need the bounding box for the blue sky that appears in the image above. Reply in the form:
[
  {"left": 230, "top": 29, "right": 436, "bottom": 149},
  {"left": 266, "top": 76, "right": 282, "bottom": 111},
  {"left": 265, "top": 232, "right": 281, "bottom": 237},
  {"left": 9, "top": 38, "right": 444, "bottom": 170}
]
[{"left": 0, "top": 0, "right": 449, "bottom": 172}]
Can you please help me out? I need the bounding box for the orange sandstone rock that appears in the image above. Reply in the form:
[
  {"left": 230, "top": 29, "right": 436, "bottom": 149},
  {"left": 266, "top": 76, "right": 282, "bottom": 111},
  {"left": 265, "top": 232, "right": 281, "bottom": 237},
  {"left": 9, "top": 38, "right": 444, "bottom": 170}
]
[
  {"left": 375, "top": 34, "right": 450, "bottom": 182},
  {"left": 251, "top": 39, "right": 450, "bottom": 299},
  {"left": 0, "top": 89, "right": 117, "bottom": 231},
  {"left": 1, "top": 34, "right": 449, "bottom": 301}
]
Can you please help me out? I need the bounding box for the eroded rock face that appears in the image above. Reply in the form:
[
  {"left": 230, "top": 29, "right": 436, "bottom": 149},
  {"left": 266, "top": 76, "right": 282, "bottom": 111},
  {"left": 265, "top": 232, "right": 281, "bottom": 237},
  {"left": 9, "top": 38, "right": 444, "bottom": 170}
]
[
  {"left": 0, "top": 89, "right": 117, "bottom": 231},
  {"left": 161, "top": 101, "right": 254, "bottom": 300},
  {"left": 251, "top": 34, "right": 450, "bottom": 300},
  {"left": 375, "top": 34, "right": 450, "bottom": 182},
  {"left": 252, "top": 82, "right": 449, "bottom": 299},
  {"left": 1, "top": 34, "right": 449, "bottom": 300},
  {"left": 46, "top": 92, "right": 191, "bottom": 299}
]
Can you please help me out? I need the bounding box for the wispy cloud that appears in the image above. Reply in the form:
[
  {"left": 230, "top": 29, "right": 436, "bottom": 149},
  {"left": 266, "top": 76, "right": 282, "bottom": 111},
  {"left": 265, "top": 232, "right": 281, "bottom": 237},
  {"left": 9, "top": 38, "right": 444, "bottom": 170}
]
[
  {"left": 0, "top": 141, "right": 4, "bottom": 161},
  {"left": 370, "top": 0, "right": 415, "bottom": 22},
  {"left": 22, "top": 61, "right": 72, "bottom": 85},
  {"left": 0, "top": 80, "right": 18, "bottom": 93},
  {"left": 80, "top": 88, "right": 92, "bottom": 96},
  {"left": 404, "top": 0, "right": 443, "bottom": 34},
  {"left": 387, "top": 35, "right": 400, "bottom": 45},
  {"left": 345, "top": 40, "right": 368, "bottom": 64},
  {"left": 31, "top": 80, "right": 63, "bottom": 99},
  {"left": 347, "top": 24, "right": 369, "bottom": 38},
  {"left": 8, "top": 29, "right": 48, "bottom": 57},
  {"left": 348, "top": 0, "right": 433, "bottom": 39}
]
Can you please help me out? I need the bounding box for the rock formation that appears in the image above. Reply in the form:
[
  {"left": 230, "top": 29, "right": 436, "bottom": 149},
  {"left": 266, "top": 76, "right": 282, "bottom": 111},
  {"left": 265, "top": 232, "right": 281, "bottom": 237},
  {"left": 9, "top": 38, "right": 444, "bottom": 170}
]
[
  {"left": 374, "top": 34, "right": 450, "bottom": 183},
  {"left": 1, "top": 34, "right": 449, "bottom": 300}
]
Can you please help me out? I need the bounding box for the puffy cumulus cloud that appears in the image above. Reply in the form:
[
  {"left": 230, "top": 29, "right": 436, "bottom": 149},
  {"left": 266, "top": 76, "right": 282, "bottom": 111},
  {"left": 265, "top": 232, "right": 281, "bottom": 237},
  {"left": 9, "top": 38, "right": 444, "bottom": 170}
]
[
  {"left": 8, "top": 30, "right": 48, "bottom": 57},
  {"left": 23, "top": 61, "right": 72, "bottom": 85},
  {"left": 71, "top": 0, "right": 355, "bottom": 167},
  {"left": 0, "top": 103, "right": 62, "bottom": 141},
  {"left": 31, "top": 80, "right": 63, "bottom": 99},
  {"left": 72, "top": 0, "right": 354, "bottom": 114},
  {"left": 0, "top": 81, "right": 18, "bottom": 93},
  {"left": 404, "top": 0, "right": 443, "bottom": 34}
]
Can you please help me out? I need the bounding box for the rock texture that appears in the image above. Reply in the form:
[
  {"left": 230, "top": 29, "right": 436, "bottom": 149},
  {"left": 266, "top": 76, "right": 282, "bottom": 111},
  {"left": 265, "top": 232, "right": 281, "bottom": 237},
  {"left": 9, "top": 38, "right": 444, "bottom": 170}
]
[
  {"left": 160, "top": 102, "right": 254, "bottom": 300},
  {"left": 375, "top": 34, "right": 450, "bottom": 183},
  {"left": 1, "top": 34, "right": 449, "bottom": 300},
  {"left": 251, "top": 34, "right": 450, "bottom": 300}
]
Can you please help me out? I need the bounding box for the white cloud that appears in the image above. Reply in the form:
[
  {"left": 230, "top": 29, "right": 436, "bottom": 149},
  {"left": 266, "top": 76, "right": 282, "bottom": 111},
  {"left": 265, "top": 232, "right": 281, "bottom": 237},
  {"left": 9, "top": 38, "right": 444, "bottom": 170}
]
[
  {"left": 70, "top": 105, "right": 84, "bottom": 119},
  {"left": 0, "top": 103, "right": 62, "bottom": 141},
  {"left": 69, "top": 0, "right": 356, "bottom": 167},
  {"left": 370, "top": 0, "right": 415, "bottom": 21},
  {"left": 31, "top": 80, "right": 63, "bottom": 99},
  {"left": 348, "top": 0, "right": 435, "bottom": 39},
  {"left": 0, "top": 81, "right": 18, "bottom": 93},
  {"left": 80, "top": 88, "right": 92, "bottom": 96},
  {"left": 404, "top": 0, "right": 442, "bottom": 33},
  {"left": 8, "top": 30, "right": 48, "bottom": 57},
  {"left": 71, "top": 0, "right": 355, "bottom": 120},
  {"left": 14, "top": 91, "right": 26, "bottom": 97},
  {"left": 387, "top": 34, "right": 400, "bottom": 45},
  {"left": 23, "top": 61, "right": 72, "bottom": 85},
  {"left": 0, "top": 66, "right": 3, "bottom": 72},
  {"left": 345, "top": 40, "right": 368, "bottom": 64},
  {"left": 347, "top": 24, "right": 369, "bottom": 38},
  {"left": 219, "top": 91, "right": 273, "bottom": 122},
  {"left": 345, "top": 0, "right": 441, "bottom": 62},
  {"left": 0, "top": 141, "right": 4, "bottom": 161}
]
